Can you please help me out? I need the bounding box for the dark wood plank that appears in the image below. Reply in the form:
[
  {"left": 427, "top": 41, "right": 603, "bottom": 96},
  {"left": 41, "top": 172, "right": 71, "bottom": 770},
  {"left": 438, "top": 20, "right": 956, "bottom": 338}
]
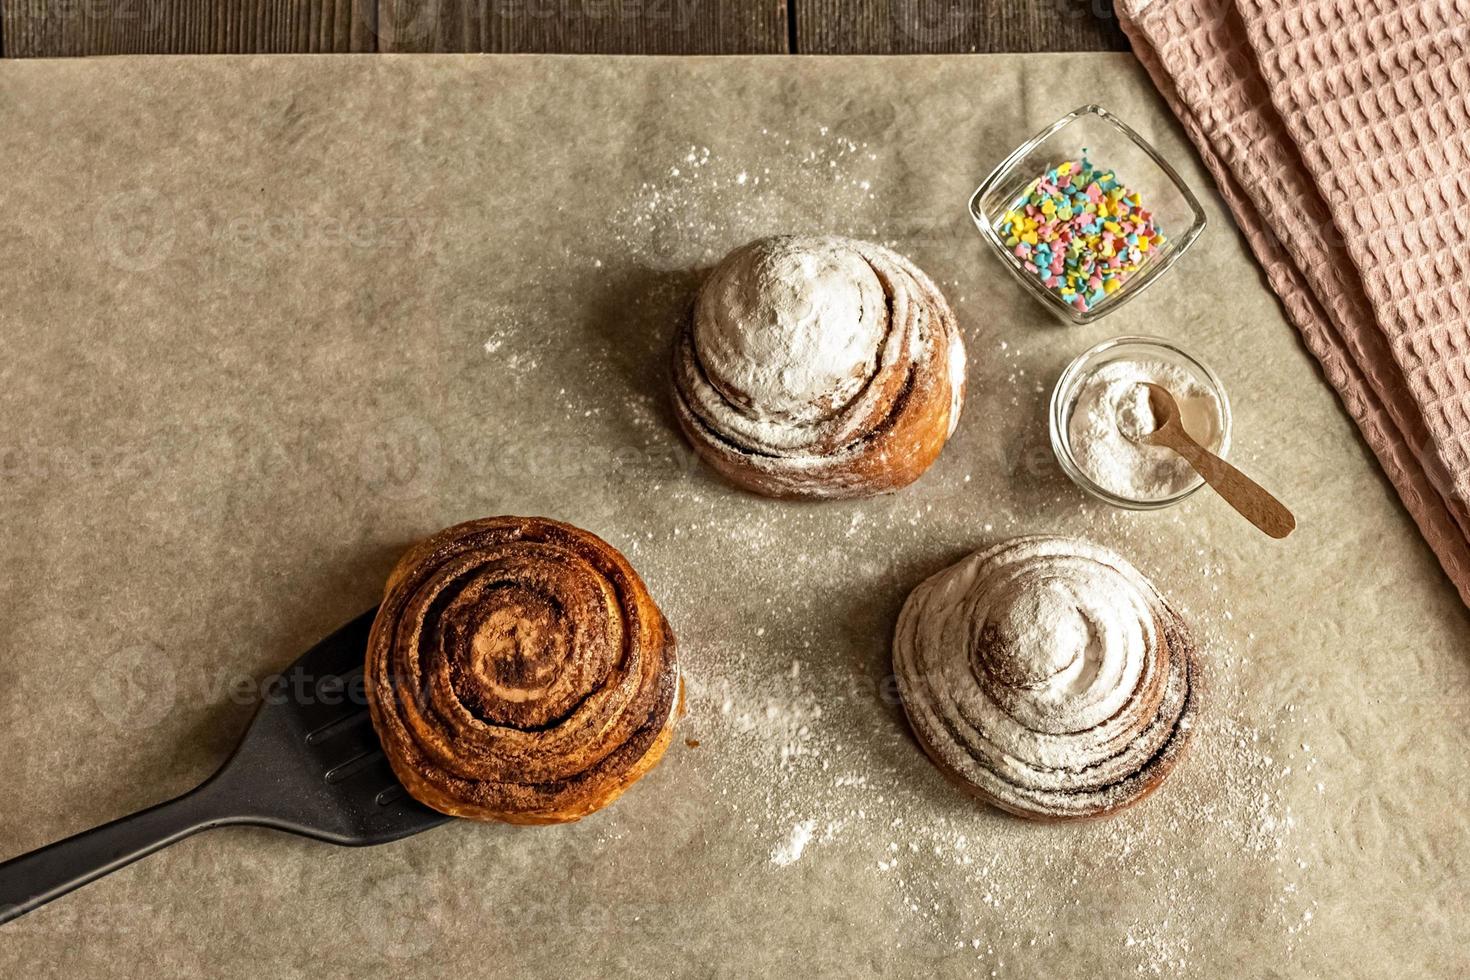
[
  {"left": 379, "top": 0, "right": 788, "bottom": 53},
  {"left": 1, "top": 0, "right": 377, "bottom": 56},
  {"left": 795, "top": 0, "right": 1127, "bottom": 53},
  {"left": 0, "top": 0, "right": 1122, "bottom": 58}
]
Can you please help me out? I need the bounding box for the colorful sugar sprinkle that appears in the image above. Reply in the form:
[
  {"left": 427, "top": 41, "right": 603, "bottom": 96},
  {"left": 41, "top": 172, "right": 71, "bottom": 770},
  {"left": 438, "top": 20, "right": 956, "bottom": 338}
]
[{"left": 997, "top": 155, "right": 1166, "bottom": 313}]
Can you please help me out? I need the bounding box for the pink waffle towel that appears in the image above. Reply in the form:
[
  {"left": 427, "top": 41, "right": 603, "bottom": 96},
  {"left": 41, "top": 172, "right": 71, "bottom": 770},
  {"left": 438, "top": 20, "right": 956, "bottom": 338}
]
[{"left": 1117, "top": 0, "right": 1470, "bottom": 605}]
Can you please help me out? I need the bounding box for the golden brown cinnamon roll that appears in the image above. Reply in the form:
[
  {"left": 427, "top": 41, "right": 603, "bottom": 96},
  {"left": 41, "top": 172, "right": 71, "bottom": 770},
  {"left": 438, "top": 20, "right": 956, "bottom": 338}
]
[
  {"left": 672, "top": 235, "right": 966, "bottom": 499},
  {"left": 892, "top": 536, "right": 1197, "bottom": 820},
  {"left": 365, "top": 517, "right": 680, "bottom": 824}
]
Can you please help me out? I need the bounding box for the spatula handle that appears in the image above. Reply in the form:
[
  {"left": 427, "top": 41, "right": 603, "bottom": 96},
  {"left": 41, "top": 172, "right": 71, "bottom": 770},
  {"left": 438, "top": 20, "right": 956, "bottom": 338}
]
[{"left": 0, "top": 780, "right": 238, "bottom": 926}]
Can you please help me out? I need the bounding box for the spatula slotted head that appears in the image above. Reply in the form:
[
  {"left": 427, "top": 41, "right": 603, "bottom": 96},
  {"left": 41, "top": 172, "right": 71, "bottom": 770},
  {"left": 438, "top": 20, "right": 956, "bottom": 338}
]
[{"left": 211, "top": 609, "right": 452, "bottom": 845}]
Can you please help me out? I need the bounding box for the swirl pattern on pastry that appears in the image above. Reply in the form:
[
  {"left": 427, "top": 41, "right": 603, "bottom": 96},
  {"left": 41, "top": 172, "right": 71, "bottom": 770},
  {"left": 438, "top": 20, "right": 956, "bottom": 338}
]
[
  {"left": 366, "top": 516, "right": 680, "bottom": 824},
  {"left": 672, "top": 235, "right": 966, "bottom": 499},
  {"left": 892, "top": 536, "right": 1197, "bottom": 820}
]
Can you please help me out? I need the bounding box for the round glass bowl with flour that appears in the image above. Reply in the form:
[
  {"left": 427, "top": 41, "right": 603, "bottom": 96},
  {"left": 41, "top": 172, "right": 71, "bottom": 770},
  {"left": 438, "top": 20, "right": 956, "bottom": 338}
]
[{"left": 1050, "top": 336, "right": 1231, "bottom": 509}]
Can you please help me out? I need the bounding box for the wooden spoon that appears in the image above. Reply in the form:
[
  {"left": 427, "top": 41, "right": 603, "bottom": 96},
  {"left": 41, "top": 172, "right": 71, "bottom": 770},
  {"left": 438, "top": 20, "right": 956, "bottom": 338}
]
[{"left": 1135, "top": 382, "right": 1296, "bottom": 539}]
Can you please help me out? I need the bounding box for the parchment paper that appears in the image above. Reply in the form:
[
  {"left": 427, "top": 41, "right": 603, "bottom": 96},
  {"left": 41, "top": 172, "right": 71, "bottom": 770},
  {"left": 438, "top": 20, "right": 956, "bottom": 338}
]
[{"left": 0, "top": 54, "right": 1465, "bottom": 978}]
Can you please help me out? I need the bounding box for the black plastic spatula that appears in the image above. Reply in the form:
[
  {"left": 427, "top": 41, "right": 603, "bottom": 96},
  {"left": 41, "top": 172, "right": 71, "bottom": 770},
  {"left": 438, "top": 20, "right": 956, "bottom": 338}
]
[{"left": 0, "top": 608, "right": 452, "bottom": 925}]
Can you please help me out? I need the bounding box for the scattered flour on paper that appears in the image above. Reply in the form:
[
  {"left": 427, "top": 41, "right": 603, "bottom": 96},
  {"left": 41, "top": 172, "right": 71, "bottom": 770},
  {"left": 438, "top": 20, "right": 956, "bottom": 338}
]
[
  {"left": 624, "top": 473, "right": 1319, "bottom": 976},
  {"left": 770, "top": 819, "right": 817, "bottom": 867},
  {"left": 608, "top": 128, "right": 887, "bottom": 272},
  {"left": 579, "top": 134, "right": 1319, "bottom": 975}
]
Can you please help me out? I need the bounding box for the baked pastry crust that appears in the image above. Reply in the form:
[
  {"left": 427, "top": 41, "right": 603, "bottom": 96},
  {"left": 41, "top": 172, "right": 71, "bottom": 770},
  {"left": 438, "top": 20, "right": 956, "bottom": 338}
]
[
  {"left": 366, "top": 516, "right": 680, "bottom": 824},
  {"left": 672, "top": 235, "right": 966, "bottom": 499},
  {"left": 892, "top": 536, "right": 1197, "bottom": 821}
]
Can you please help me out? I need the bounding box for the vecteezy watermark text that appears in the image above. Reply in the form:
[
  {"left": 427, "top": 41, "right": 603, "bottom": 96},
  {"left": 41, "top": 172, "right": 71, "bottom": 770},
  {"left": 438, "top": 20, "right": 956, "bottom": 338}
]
[
  {"left": 95, "top": 190, "right": 441, "bottom": 272},
  {"left": 218, "top": 212, "right": 438, "bottom": 256}
]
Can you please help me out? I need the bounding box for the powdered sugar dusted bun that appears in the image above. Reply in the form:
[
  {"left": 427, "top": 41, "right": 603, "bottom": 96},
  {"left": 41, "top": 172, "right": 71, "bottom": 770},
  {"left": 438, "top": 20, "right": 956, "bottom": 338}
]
[
  {"left": 672, "top": 235, "right": 966, "bottom": 499},
  {"left": 893, "top": 536, "right": 1197, "bottom": 820}
]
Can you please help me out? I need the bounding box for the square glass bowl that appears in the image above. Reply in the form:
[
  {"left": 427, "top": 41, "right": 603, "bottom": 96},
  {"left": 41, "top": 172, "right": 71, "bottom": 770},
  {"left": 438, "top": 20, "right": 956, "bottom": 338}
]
[{"left": 969, "top": 105, "right": 1207, "bottom": 325}]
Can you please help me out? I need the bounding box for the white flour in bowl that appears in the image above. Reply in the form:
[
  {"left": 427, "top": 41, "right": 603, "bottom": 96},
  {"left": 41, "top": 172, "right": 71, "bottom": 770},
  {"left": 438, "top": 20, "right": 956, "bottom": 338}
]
[{"left": 1066, "top": 359, "right": 1223, "bottom": 500}]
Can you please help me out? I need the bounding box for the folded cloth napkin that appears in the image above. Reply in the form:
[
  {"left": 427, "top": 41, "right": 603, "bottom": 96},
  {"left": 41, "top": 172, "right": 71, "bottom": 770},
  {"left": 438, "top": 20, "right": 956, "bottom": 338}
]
[{"left": 1117, "top": 0, "right": 1470, "bottom": 605}]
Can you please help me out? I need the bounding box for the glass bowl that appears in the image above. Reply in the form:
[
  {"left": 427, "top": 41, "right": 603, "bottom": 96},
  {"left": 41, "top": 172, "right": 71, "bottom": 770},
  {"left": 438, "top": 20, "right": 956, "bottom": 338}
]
[
  {"left": 1049, "top": 335, "right": 1232, "bottom": 510},
  {"left": 970, "top": 105, "right": 1207, "bottom": 325}
]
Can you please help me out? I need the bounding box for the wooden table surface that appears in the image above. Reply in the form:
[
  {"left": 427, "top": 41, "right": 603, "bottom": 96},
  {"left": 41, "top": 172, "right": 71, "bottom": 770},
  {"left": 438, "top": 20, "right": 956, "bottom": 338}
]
[{"left": 0, "top": 1, "right": 1126, "bottom": 57}]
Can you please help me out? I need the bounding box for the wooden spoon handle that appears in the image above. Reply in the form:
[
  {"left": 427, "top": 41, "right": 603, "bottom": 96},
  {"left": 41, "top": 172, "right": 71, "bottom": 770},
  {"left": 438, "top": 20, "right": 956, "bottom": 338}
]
[{"left": 1157, "top": 428, "right": 1296, "bottom": 539}]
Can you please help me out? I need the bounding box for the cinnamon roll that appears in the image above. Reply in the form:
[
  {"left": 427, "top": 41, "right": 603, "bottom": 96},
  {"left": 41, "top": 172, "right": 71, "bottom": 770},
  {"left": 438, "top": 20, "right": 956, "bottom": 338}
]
[
  {"left": 365, "top": 517, "right": 680, "bottom": 824},
  {"left": 892, "top": 536, "right": 1197, "bottom": 820},
  {"left": 672, "top": 235, "right": 966, "bottom": 499}
]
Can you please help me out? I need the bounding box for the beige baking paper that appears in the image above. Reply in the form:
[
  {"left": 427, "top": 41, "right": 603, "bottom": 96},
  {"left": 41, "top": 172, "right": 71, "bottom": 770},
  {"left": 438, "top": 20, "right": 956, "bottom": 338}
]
[{"left": 0, "top": 54, "right": 1465, "bottom": 978}]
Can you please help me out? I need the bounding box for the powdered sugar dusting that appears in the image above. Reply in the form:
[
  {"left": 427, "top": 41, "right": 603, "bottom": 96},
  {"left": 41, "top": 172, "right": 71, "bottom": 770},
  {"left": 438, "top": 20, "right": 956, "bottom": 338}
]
[
  {"left": 770, "top": 819, "right": 816, "bottom": 867},
  {"left": 693, "top": 236, "right": 888, "bottom": 424},
  {"left": 672, "top": 233, "right": 965, "bottom": 498},
  {"left": 618, "top": 485, "right": 1316, "bottom": 974},
  {"left": 590, "top": 133, "right": 1316, "bottom": 975},
  {"left": 610, "top": 132, "right": 883, "bottom": 271},
  {"left": 1066, "top": 359, "right": 1225, "bottom": 500},
  {"left": 893, "top": 535, "right": 1195, "bottom": 818}
]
